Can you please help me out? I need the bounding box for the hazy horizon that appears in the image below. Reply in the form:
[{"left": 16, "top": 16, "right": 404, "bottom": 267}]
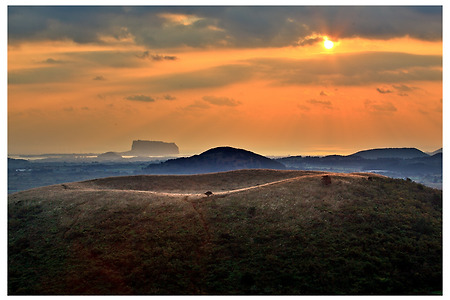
[
  {"left": 8, "top": 6, "right": 442, "bottom": 157},
  {"left": 7, "top": 143, "right": 442, "bottom": 158}
]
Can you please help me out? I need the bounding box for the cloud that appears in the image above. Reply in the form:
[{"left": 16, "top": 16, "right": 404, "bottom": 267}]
[
  {"left": 138, "top": 64, "right": 252, "bottom": 93},
  {"left": 297, "top": 104, "right": 310, "bottom": 111},
  {"left": 42, "top": 58, "right": 66, "bottom": 64},
  {"left": 320, "top": 90, "right": 328, "bottom": 96},
  {"left": 392, "top": 84, "right": 418, "bottom": 96},
  {"left": 124, "top": 95, "right": 155, "bottom": 102},
  {"left": 71, "top": 51, "right": 141, "bottom": 68},
  {"left": 307, "top": 99, "right": 333, "bottom": 109},
  {"left": 247, "top": 52, "right": 441, "bottom": 86},
  {"left": 202, "top": 96, "right": 241, "bottom": 106},
  {"left": 93, "top": 75, "right": 106, "bottom": 81},
  {"left": 376, "top": 87, "right": 393, "bottom": 94},
  {"left": 162, "top": 95, "right": 176, "bottom": 100},
  {"left": 136, "top": 51, "right": 177, "bottom": 61},
  {"left": 393, "top": 84, "right": 416, "bottom": 92},
  {"left": 185, "top": 100, "right": 210, "bottom": 110},
  {"left": 8, "top": 6, "right": 442, "bottom": 48},
  {"left": 123, "top": 51, "right": 440, "bottom": 93},
  {"left": 8, "top": 67, "right": 75, "bottom": 84},
  {"left": 365, "top": 99, "right": 397, "bottom": 114}
]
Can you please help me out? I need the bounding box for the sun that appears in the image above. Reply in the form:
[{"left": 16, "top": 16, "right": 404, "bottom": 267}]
[{"left": 323, "top": 38, "right": 334, "bottom": 50}]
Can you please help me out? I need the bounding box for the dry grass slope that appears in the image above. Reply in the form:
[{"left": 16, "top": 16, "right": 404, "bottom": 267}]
[{"left": 8, "top": 170, "right": 442, "bottom": 295}]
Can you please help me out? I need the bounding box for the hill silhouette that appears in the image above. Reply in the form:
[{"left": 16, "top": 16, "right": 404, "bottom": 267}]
[
  {"left": 8, "top": 170, "right": 442, "bottom": 295},
  {"left": 145, "top": 146, "right": 285, "bottom": 174},
  {"left": 277, "top": 148, "right": 441, "bottom": 189},
  {"left": 350, "top": 147, "right": 428, "bottom": 159}
]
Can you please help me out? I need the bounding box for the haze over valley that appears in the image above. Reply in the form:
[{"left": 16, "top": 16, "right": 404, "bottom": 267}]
[{"left": 8, "top": 141, "right": 443, "bottom": 193}]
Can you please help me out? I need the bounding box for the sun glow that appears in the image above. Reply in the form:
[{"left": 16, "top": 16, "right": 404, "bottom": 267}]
[{"left": 324, "top": 38, "right": 334, "bottom": 49}]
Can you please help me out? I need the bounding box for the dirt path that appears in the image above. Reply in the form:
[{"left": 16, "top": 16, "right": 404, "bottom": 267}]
[{"left": 74, "top": 172, "right": 371, "bottom": 199}]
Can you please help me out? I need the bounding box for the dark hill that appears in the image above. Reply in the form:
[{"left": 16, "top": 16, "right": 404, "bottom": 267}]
[
  {"left": 8, "top": 170, "right": 442, "bottom": 295},
  {"left": 96, "top": 152, "right": 123, "bottom": 161},
  {"left": 145, "top": 146, "right": 285, "bottom": 174},
  {"left": 351, "top": 147, "right": 428, "bottom": 159}
]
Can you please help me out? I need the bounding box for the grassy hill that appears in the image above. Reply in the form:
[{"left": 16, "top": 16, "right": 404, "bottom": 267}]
[{"left": 8, "top": 169, "right": 442, "bottom": 295}]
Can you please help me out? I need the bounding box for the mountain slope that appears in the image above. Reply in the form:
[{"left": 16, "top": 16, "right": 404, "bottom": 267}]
[
  {"left": 145, "top": 146, "right": 285, "bottom": 174},
  {"left": 8, "top": 170, "right": 442, "bottom": 295}
]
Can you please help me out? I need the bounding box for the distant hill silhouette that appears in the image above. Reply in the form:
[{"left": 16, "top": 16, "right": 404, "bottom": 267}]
[
  {"left": 145, "top": 146, "right": 285, "bottom": 174},
  {"left": 350, "top": 147, "right": 428, "bottom": 159},
  {"left": 96, "top": 151, "right": 123, "bottom": 161},
  {"left": 427, "top": 148, "right": 442, "bottom": 156}
]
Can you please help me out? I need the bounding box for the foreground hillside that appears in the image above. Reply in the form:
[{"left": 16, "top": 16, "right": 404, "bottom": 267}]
[{"left": 8, "top": 170, "right": 442, "bottom": 295}]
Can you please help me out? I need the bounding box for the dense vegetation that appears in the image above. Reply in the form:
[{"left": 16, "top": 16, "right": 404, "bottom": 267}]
[{"left": 8, "top": 170, "right": 442, "bottom": 295}]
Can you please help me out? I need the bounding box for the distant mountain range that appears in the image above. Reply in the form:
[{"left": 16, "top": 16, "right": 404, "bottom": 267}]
[
  {"left": 143, "top": 146, "right": 441, "bottom": 188},
  {"left": 277, "top": 147, "right": 441, "bottom": 189},
  {"left": 145, "top": 146, "right": 285, "bottom": 174},
  {"left": 8, "top": 146, "right": 442, "bottom": 192}
]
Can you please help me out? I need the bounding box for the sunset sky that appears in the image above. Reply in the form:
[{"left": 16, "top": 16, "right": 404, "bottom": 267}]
[{"left": 7, "top": 5, "right": 443, "bottom": 156}]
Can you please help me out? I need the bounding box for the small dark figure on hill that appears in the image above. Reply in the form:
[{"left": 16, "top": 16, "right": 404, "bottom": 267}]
[{"left": 322, "top": 175, "right": 332, "bottom": 186}]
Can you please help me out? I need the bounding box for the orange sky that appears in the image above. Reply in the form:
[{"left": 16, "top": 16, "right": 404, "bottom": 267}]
[{"left": 7, "top": 6, "right": 442, "bottom": 156}]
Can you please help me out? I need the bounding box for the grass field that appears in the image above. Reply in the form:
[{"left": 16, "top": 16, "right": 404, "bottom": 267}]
[{"left": 8, "top": 169, "right": 442, "bottom": 295}]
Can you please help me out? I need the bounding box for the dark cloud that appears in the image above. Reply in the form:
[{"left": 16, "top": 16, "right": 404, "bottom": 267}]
[
  {"left": 125, "top": 95, "right": 155, "bottom": 102},
  {"left": 136, "top": 51, "right": 177, "bottom": 61},
  {"left": 203, "top": 96, "right": 241, "bottom": 106},
  {"left": 376, "top": 87, "right": 393, "bottom": 94},
  {"left": 93, "top": 76, "right": 106, "bottom": 81},
  {"left": 297, "top": 36, "right": 323, "bottom": 46},
  {"left": 8, "top": 6, "right": 442, "bottom": 48},
  {"left": 320, "top": 91, "right": 328, "bottom": 96}
]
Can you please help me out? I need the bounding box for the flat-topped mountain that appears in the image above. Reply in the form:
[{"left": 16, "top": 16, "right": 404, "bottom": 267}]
[
  {"left": 122, "top": 140, "right": 179, "bottom": 156},
  {"left": 145, "top": 146, "right": 285, "bottom": 174},
  {"left": 350, "top": 147, "right": 429, "bottom": 159},
  {"left": 8, "top": 169, "right": 442, "bottom": 295}
]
